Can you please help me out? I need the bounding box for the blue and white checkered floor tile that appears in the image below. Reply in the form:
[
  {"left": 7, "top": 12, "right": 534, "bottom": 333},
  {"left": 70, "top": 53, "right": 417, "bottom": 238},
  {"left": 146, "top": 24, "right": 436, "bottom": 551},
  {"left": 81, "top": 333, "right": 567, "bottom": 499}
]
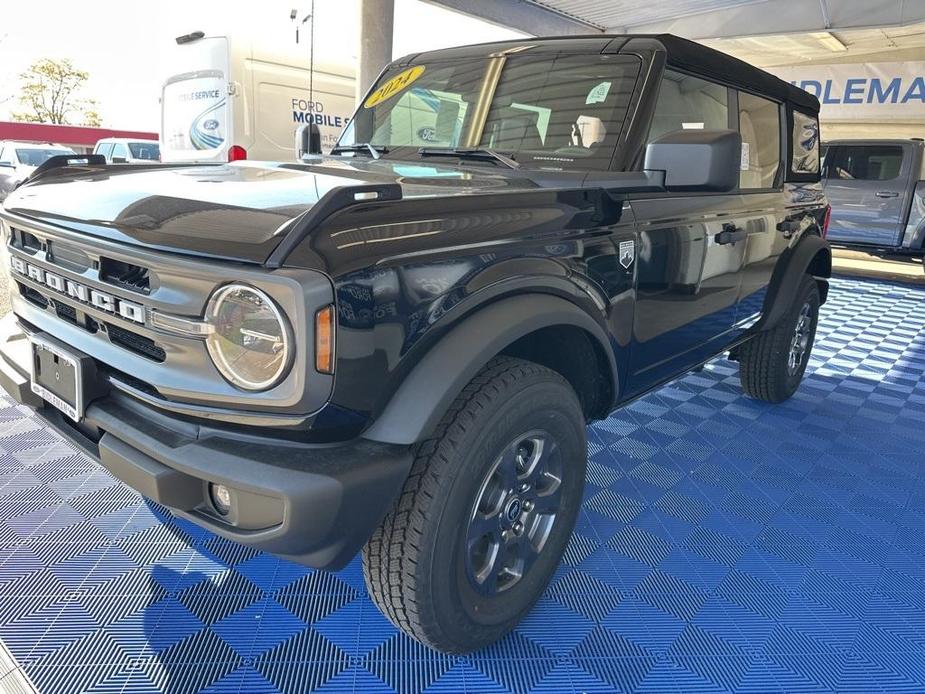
[{"left": 0, "top": 275, "right": 924, "bottom": 694}]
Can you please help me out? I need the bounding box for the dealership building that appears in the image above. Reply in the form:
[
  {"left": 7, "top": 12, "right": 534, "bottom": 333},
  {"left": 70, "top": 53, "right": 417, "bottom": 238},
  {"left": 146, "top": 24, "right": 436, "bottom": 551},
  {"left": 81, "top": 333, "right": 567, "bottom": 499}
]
[{"left": 0, "top": 122, "right": 158, "bottom": 154}]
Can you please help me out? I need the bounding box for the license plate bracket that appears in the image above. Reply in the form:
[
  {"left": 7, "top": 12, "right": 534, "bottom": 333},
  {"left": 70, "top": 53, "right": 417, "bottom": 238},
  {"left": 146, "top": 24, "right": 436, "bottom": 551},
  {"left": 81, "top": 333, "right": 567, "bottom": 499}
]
[{"left": 29, "top": 335, "right": 100, "bottom": 422}]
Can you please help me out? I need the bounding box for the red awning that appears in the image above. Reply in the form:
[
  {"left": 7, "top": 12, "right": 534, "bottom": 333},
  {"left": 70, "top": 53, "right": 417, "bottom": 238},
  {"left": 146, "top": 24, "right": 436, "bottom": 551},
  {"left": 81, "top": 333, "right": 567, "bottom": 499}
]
[{"left": 0, "top": 121, "right": 157, "bottom": 147}]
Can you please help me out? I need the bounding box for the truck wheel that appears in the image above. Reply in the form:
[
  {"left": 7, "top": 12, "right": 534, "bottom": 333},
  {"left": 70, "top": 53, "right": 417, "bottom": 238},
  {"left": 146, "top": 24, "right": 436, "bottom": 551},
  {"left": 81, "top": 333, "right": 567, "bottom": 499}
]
[
  {"left": 363, "top": 356, "right": 586, "bottom": 653},
  {"left": 738, "top": 274, "right": 820, "bottom": 403}
]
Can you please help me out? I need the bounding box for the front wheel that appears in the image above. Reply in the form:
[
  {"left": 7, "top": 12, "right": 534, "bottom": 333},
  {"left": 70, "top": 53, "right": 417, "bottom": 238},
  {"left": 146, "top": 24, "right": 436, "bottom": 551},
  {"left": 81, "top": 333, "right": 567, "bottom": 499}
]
[
  {"left": 363, "top": 357, "right": 587, "bottom": 653},
  {"left": 738, "top": 273, "right": 820, "bottom": 403}
]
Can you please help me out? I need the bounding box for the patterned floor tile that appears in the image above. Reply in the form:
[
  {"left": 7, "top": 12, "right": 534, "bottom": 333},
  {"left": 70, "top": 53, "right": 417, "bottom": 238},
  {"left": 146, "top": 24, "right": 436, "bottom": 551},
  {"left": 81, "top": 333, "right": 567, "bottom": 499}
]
[{"left": 0, "top": 275, "right": 923, "bottom": 692}]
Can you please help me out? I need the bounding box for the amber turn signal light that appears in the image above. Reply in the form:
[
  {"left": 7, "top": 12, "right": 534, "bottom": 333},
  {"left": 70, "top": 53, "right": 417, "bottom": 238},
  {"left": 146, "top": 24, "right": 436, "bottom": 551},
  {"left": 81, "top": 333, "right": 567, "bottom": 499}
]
[{"left": 315, "top": 305, "right": 336, "bottom": 374}]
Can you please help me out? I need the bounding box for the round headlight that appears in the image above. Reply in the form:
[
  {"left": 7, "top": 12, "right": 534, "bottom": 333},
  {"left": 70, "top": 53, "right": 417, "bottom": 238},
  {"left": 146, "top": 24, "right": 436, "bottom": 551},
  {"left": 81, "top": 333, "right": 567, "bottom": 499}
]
[{"left": 205, "top": 284, "right": 292, "bottom": 391}]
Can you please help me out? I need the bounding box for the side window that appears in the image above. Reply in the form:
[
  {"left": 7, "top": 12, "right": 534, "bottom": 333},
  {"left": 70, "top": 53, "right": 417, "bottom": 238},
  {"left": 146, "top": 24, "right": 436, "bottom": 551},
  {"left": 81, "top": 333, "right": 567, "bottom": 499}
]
[
  {"left": 832, "top": 145, "right": 903, "bottom": 181},
  {"left": 647, "top": 70, "right": 728, "bottom": 144},
  {"left": 792, "top": 110, "right": 820, "bottom": 175},
  {"left": 111, "top": 143, "right": 129, "bottom": 160},
  {"left": 96, "top": 143, "right": 113, "bottom": 160},
  {"left": 738, "top": 92, "right": 781, "bottom": 189}
]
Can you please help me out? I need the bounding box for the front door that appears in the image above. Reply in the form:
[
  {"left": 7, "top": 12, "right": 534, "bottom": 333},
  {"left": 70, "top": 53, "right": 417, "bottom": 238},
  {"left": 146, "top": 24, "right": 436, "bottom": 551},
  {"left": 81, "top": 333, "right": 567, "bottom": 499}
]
[{"left": 823, "top": 143, "right": 912, "bottom": 247}]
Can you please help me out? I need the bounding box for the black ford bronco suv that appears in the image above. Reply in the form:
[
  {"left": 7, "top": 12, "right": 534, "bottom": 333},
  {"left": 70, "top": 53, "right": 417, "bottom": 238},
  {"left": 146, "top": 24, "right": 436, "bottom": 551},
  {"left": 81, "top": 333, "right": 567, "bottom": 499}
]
[{"left": 0, "top": 35, "right": 830, "bottom": 653}]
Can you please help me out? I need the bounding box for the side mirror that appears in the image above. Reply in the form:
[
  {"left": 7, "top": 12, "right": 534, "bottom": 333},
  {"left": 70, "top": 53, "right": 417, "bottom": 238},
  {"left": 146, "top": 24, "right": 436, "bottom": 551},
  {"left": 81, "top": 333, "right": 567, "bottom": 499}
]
[
  {"left": 112, "top": 156, "right": 127, "bottom": 164},
  {"left": 295, "top": 123, "right": 323, "bottom": 159},
  {"left": 644, "top": 129, "right": 741, "bottom": 193}
]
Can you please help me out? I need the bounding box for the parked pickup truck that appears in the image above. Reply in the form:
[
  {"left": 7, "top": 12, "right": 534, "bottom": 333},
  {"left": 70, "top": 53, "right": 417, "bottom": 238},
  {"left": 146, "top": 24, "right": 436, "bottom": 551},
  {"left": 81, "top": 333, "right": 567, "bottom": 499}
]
[
  {"left": 822, "top": 138, "right": 925, "bottom": 257},
  {"left": 0, "top": 34, "right": 831, "bottom": 653}
]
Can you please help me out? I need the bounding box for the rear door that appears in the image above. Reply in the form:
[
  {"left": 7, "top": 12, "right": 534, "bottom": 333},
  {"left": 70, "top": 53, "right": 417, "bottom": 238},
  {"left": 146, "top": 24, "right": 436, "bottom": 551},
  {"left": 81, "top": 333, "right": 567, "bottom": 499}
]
[{"left": 823, "top": 143, "right": 912, "bottom": 247}]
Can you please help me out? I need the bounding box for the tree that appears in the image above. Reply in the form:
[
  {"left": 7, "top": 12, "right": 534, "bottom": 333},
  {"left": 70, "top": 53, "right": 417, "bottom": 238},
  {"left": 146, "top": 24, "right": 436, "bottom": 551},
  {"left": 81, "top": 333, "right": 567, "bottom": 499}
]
[{"left": 11, "top": 58, "right": 101, "bottom": 126}]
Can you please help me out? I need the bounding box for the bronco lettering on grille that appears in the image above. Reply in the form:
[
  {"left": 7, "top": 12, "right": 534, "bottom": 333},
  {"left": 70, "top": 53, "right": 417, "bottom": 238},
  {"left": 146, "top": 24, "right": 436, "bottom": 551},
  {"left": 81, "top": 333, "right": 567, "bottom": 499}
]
[{"left": 10, "top": 256, "right": 146, "bottom": 325}]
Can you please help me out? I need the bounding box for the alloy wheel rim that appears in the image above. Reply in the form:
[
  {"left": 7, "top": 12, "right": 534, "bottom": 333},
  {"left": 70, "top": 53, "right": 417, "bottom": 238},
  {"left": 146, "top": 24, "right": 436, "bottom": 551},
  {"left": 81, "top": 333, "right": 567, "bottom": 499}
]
[
  {"left": 465, "top": 430, "right": 563, "bottom": 595},
  {"left": 788, "top": 302, "right": 813, "bottom": 376}
]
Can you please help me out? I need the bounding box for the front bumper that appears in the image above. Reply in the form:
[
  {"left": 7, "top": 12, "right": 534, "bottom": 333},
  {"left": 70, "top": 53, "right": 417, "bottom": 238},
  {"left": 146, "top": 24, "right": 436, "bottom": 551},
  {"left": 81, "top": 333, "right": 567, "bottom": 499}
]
[{"left": 0, "top": 313, "right": 412, "bottom": 570}]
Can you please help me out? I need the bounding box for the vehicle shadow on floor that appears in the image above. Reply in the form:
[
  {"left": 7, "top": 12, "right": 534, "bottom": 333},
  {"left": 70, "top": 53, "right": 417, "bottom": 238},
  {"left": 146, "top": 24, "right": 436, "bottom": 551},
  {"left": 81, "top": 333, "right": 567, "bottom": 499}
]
[{"left": 137, "top": 501, "right": 250, "bottom": 694}]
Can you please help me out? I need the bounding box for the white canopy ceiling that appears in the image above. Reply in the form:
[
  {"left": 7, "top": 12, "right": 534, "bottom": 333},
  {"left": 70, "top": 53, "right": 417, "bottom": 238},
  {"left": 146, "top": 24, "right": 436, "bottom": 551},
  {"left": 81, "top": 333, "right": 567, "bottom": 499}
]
[
  {"left": 525, "top": 0, "right": 925, "bottom": 38},
  {"left": 422, "top": 0, "right": 925, "bottom": 68},
  {"left": 424, "top": 0, "right": 925, "bottom": 41}
]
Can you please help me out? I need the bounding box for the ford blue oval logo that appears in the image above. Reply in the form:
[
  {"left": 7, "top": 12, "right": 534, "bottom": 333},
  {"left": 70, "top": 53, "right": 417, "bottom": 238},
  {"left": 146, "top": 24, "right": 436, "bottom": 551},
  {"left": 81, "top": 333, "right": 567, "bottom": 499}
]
[
  {"left": 202, "top": 119, "right": 220, "bottom": 131},
  {"left": 417, "top": 127, "right": 437, "bottom": 142}
]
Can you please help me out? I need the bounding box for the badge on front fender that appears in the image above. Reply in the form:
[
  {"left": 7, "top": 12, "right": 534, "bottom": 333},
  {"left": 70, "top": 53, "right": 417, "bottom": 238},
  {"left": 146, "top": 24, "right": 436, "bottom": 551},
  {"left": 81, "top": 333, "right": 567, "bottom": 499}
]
[{"left": 619, "top": 240, "right": 635, "bottom": 269}]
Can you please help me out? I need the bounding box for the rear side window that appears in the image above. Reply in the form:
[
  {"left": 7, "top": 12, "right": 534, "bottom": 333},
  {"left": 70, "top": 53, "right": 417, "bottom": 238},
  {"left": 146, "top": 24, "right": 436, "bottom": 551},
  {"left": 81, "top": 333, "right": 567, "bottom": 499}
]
[
  {"left": 738, "top": 92, "right": 781, "bottom": 189},
  {"left": 647, "top": 70, "right": 728, "bottom": 144},
  {"left": 832, "top": 145, "right": 903, "bottom": 181},
  {"left": 792, "top": 110, "right": 819, "bottom": 174}
]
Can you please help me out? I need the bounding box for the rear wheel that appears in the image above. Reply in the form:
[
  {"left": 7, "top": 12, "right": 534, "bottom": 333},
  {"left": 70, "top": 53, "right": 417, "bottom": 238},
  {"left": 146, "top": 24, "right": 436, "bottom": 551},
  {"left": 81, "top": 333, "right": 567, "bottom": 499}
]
[
  {"left": 738, "top": 274, "right": 820, "bottom": 403},
  {"left": 363, "top": 357, "right": 586, "bottom": 653}
]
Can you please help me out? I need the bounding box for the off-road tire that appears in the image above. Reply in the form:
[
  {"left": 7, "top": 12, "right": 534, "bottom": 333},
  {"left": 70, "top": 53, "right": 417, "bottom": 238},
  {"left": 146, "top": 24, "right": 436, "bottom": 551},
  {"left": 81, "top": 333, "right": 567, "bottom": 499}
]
[
  {"left": 362, "top": 356, "right": 587, "bottom": 653},
  {"left": 739, "top": 273, "right": 820, "bottom": 403}
]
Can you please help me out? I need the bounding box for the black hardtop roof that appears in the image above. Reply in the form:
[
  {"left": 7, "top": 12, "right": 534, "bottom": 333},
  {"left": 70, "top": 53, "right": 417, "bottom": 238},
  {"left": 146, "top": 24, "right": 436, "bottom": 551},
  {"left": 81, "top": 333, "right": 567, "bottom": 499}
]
[{"left": 402, "top": 33, "right": 819, "bottom": 114}]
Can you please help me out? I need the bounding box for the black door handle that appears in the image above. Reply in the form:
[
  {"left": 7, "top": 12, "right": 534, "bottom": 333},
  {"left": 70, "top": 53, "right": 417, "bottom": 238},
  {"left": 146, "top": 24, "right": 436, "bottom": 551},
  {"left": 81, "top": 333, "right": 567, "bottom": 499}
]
[
  {"left": 715, "top": 224, "right": 747, "bottom": 245},
  {"left": 876, "top": 191, "right": 899, "bottom": 198}
]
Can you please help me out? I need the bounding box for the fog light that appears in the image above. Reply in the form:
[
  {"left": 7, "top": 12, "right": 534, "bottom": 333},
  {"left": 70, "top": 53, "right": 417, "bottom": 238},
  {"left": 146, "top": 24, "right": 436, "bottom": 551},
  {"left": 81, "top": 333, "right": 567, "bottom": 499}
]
[{"left": 210, "top": 483, "right": 233, "bottom": 515}]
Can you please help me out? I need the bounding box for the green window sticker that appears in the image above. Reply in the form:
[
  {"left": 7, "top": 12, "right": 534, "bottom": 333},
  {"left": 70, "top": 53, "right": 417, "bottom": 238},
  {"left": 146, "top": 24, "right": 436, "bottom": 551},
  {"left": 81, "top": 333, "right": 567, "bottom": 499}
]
[{"left": 586, "top": 81, "right": 612, "bottom": 105}]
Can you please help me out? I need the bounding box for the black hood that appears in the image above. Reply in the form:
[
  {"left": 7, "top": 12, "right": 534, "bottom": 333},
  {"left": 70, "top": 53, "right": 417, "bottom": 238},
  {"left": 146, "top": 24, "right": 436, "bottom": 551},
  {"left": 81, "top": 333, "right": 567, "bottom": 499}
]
[{"left": 0, "top": 159, "right": 537, "bottom": 264}]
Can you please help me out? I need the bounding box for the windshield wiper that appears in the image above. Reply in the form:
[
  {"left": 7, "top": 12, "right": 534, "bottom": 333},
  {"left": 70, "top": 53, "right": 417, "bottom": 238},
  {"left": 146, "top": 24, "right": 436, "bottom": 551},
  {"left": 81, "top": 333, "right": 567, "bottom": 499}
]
[
  {"left": 418, "top": 147, "right": 519, "bottom": 169},
  {"left": 330, "top": 143, "right": 387, "bottom": 160}
]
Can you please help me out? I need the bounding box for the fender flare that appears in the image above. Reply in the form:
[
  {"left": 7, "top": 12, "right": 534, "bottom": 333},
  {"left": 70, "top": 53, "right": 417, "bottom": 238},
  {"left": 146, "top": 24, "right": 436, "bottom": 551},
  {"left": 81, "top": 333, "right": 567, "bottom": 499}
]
[
  {"left": 361, "top": 294, "right": 618, "bottom": 446},
  {"left": 754, "top": 233, "right": 831, "bottom": 332}
]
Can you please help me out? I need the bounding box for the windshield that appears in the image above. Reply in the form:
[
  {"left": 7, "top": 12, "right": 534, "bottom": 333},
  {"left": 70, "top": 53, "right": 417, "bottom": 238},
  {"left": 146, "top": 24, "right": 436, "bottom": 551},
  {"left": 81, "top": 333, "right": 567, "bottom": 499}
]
[
  {"left": 338, "top": 53, "right": 640, "bottom": 171},
  {"left": 15, "top": 148, "right": 75, "bottom": 167},
  {"left": 128, "top": 142, "right": 161, "bottom": 160}
]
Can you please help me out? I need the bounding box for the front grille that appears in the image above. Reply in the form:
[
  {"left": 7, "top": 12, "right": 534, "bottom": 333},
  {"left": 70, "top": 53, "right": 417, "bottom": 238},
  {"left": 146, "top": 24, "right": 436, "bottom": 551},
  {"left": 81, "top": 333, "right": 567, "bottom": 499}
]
[
  {"left": 6, "top": 220, "right": 312, "bottom": 417},
  {"left": 106, "top": 323, "right": 166, "bottom": 362},
  {"left": 16, "top": 281, "right": 163, "bottom": 362}
]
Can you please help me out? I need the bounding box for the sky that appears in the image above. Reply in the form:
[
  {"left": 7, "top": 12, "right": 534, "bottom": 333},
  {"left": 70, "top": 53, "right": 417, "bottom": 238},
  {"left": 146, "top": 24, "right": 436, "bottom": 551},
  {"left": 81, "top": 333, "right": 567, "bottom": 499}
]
[{"left": 0, "top": 0, "right": 525, "bottom": 131}]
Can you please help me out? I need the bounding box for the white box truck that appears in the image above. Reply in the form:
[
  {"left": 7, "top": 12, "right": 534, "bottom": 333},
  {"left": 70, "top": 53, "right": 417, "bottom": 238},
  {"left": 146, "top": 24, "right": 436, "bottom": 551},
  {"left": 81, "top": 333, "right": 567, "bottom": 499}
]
[{"left": 160, "top": 30, "right": 355, "bottom": 163}]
